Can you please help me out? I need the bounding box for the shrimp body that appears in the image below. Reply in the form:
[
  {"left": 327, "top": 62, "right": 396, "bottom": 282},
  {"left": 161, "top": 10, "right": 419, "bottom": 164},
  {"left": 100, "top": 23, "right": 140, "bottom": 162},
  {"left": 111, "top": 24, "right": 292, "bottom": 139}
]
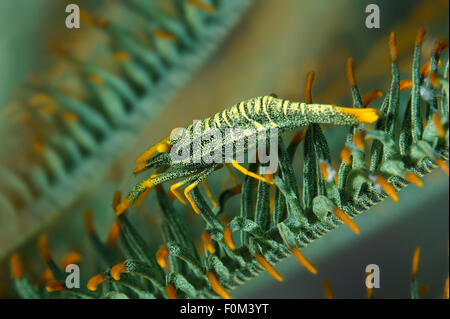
[
  {"left": 169, "top": 96, "right": 377, "bottom": 165},
  {"left": 181, "top": 95, "right": 376, "bottom": 137},
  {"left": 116, "top": 96, "right": 378, "bottom": 215}
]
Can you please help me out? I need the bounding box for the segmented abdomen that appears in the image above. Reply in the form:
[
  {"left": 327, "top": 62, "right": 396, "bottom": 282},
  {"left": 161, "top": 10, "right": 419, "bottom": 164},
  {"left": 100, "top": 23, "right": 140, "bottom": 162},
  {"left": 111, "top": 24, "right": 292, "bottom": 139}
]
[
  {"left": 180, "top": 95, "right": 367, "bottom": 141},
  {"left": 186, "top": 96, "right": 299, "bottom": 134}
]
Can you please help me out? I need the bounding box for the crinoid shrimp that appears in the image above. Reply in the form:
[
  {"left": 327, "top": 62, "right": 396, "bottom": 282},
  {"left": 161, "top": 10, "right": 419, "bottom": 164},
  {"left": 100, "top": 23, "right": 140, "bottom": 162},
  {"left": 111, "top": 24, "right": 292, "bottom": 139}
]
[{"left": 115, "top": 95, "right": 379, "bottom": 216}]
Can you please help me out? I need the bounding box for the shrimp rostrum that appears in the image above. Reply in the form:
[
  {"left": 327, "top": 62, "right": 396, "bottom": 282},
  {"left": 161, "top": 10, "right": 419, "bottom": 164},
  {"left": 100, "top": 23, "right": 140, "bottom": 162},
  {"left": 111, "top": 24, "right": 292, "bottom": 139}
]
[{"left": 115, "top": 95, "right": 379, "bottom": 215}]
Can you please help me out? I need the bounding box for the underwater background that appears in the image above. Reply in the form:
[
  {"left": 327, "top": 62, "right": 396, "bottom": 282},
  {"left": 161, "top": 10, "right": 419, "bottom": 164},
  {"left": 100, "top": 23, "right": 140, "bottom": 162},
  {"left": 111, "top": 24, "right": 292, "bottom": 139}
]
[{"left": 0, "top": 0, "right": 448, "bottom": 298}]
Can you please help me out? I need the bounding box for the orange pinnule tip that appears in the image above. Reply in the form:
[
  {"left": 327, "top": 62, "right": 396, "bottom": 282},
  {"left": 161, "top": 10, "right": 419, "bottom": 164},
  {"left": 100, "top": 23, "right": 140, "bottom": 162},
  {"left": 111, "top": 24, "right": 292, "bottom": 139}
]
[
  {"left": 38, "top": 234, "right": 51, "bottom": 263},
  {"left": 87, "top": 274, "right": 106, "bottom": 291},
  {"left": 405, "top": 173, "right": 423, "bottom": 188},
  {"left": 415, "top": 27, "right": 426, "bottom": 46},
  {"left": 353, "top": 131, "right": 365, "bottom": 150},
  {"left": 418, "top": 284, "right": 430, "bottom": 297},
  {"left": 290, "top": 247, "right": 317, "bottom": 274},
  {"left": 112, "top": 191, "right": 121, "bottom": 210},
  {"left": 32, "top": 139, "right": 45, "bottom": 154},
  {"left": 84, "top": 209, "right": 95, "bottom": 235},
  {"left": 322, "top": 279, "right": 334, "bottom": 299},
  {"left": 188, "top": 0, "right": 216, "bottom": 12},
  {"left": 389, "top": 32, "right": 398, "bottom": 61},
  {"left": 432, "top": 114, "right": 445, "bottom": 138},
  {"left": 411, "top": 247, "right": 421, "bottom": 278},
  {"left": 420, "top": 61, "right": 431, "bottom": 77},
  {"left": 255, "top": 254, "right": 283, "bottom": 282},
  {"left": 29, "top": 93, "right": 53, "bottom": 107},
  {"left": 433, "top": 40, "right": 449, "bottom": 57},
  {"left": 156, "top": 246, "right": 169, "bottom": 269},
  {"left": 10, "top": 253, "right": 23, "bottom": 279},
  {"left": 304, "top": 71, "right": 315, "bottom": 104},
  {"left": 436, "top": 159, "right": 449, "bottom": 176},
  {"left": 80, "top": 9, "right": 108, "bottom": 27},
  {"left": 113, "top": 51, "right": 131, "bottom": 62},
  {"left": 340, "top": 146, "right": 351, "bottom": 166},
  {"left": 269, "top": 195, "right": 275, "bottom": 213},
  {"left": 111, "top": 262, "right": 127, "bottom": 280},
  {"left": 48, "top": 42, "right": 68, "bottom": 57},
  {"left": 362, "top": 90, "right": 383, "bottom": 107},
  {"left": 336, "top": 107, "right": 379, "bottom": 124},
  {"left": 207, "top": 271, "right": 231, "bottom": 299},
  {"left": 365, "top": 271, "right": 374, "bottom": 298},
  {"left": 400, "top": 80, "right": 413, "bottom": 91},
  {"left": 346, "top": 57, "right": 356, "bottom": 87},
  {"left": 320, "top": 161, "right": 329, "bottom": 180},
  {"left": 153, "top": 29, "right": 176, "bottom": 41},
  {"left": 95, "top": 17, "right": 109, "bottom": 27},
  {"left": 115, "top": 196, "right": 132, "bottom": 216},
  {"left": 39, "top": 268, "right": 54, "bottom": 283},
  {"left": 201, "top": 231, "right": 215, "bottom": 254},
  {"left": 61, "top": 111, "right": 78, "bottom": 122},
  {"left": 89, "top": 74, "right": 103, "bottom": 85},
  {"left": 166, "top": 284, "right": 178, "bottom": 299},
  {"left": 429, "top": 71, "right": 440, "bottom": 88},
  {"left": 367, "top": 286, "right": 374, "bottom": 299},
  {"left": 444, "top": 276, "right": 449, "bottom": 299},
  {"left": 264, "top": 173, "right": 274, "bottom": 184},
  {"left": 61, "top": 252, "right": 82, "bottom": 268},
  {"left": 45, "top": 281, "right": 65, "bottom": 292},
  {"left": 375, "top": 176, "right": 399, "bottom": 202},
  {"left": 333, "top": 208, "right": 360, "bottom": 235},
  {"left": 223, "top": 226, "right": 236, "bottom": 250},
  {"left": 289, "top": 129, "right": 306, "bottom": 149},
  {"left": 106, "top": 221, "right": 121, "bottom": 246}
]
